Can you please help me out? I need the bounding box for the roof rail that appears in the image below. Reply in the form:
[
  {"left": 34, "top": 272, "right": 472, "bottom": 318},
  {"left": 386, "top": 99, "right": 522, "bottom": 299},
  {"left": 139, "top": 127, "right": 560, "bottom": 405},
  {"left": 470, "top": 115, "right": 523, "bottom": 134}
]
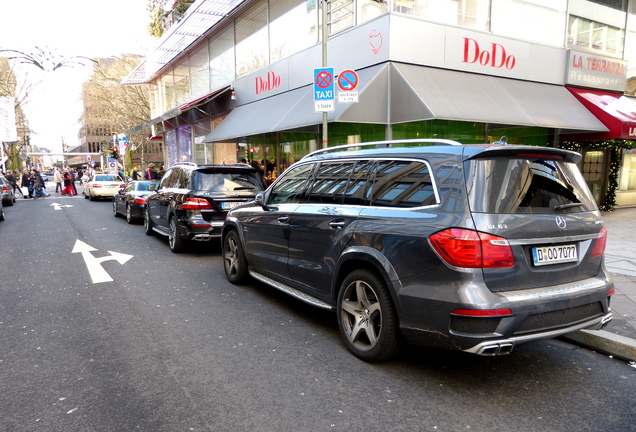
[
  {"left": 172, "top": 162, "right": 197, "bottom": 167},
  {"left": 301, "top": 139, "right": 463, "bottom": 160}
]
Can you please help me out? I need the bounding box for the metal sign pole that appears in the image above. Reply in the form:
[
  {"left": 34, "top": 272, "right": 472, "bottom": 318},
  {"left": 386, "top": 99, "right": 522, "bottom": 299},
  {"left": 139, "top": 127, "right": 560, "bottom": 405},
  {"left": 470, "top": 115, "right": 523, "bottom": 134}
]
[{"left": 321, "top": 0, "right": 328, "bottom": 149}]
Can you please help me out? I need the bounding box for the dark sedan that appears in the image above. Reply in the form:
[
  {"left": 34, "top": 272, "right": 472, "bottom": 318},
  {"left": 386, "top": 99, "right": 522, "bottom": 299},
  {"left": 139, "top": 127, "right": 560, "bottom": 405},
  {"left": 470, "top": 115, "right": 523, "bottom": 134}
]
[{"left": 112, "top": 180, "right": 158, "bottom": 224}]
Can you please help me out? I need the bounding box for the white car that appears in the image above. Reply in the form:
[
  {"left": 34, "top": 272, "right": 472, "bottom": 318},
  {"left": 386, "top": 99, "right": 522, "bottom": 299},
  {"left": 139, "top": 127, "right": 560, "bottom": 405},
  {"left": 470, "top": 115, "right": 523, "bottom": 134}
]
[{"left": 84, "top": 174, "right": 125, "bottom": 201}]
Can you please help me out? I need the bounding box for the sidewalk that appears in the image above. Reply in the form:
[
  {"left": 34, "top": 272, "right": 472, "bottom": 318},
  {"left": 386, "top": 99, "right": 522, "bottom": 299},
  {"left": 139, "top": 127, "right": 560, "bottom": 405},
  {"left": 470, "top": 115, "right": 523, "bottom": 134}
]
[{"left": 562, "top": 207, "right": 636, "bottom": 362}]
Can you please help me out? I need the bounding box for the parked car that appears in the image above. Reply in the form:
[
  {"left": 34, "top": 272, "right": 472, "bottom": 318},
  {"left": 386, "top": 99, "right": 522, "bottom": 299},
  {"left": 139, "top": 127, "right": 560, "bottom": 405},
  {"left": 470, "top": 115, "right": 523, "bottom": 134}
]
[
  {"left": 221, "top": 139, "right": 614, "bottom": 362},
  {"left": 0, "top": 199, "right": 4, "bottom": 221},
  {"left": 143, "top": 162, "right": 266, "bottom": 253},
  {"left": 0, "top": 175, "right": 16, "bottom": 207},
  {"left": 84, "top": 174, "right": 126, "bottom": 201},
  {"left": 112, "top": 180, "right": 158, "bottom": 224}
]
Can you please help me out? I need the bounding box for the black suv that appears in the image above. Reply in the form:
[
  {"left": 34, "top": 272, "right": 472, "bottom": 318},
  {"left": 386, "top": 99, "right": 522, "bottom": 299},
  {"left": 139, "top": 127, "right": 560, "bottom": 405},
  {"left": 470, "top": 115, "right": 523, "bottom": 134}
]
[
  {"left": 222, "top": 139, "right": 614, "bottom": 362},
  {"left": 144, "top": 162, "right": 266, "bottom": 252}
]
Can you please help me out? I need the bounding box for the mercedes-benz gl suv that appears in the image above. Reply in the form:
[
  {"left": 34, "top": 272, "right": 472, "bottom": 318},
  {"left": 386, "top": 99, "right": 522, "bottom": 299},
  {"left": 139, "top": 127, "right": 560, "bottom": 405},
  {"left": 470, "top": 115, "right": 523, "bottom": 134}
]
[{"left": 222, "top": 139, "right": 614, "bottom": 362}]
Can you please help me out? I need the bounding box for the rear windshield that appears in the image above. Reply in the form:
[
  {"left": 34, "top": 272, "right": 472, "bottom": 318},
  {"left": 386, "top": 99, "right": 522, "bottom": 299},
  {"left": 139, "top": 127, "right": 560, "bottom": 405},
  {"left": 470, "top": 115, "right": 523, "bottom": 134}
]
[
  {"left": 193, "top": 170, "right": 265, "bottom": 192},
  {"left": 95, "top": 175, "right": 121, "bottom": 181},
  {"left": 466, "top": 157, "right": 597, "bottom": 214}
]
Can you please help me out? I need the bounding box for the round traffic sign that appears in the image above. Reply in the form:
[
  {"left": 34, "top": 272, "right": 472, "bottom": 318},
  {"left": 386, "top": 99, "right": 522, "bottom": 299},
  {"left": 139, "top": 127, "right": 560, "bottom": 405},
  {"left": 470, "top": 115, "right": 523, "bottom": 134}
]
[
  {"left": 315, "top": 70, "right": 333, "bottom": 89},
  {"left": 337, "top": 69, "right": 359, "bottom": 91}
]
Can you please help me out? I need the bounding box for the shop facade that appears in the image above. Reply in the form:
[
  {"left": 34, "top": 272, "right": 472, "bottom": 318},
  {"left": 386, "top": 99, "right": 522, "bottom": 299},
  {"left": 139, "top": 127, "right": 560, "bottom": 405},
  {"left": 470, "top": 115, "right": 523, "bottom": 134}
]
[{"left": 124, "top": 0, "right": 636, "bottom": 205}]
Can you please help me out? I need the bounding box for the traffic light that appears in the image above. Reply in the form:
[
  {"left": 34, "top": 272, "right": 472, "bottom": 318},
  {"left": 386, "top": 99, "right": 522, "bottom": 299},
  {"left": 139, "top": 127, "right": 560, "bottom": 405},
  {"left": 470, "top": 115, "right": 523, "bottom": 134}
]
[{"left": 111, "top": 146, "right": 119, "bottom": 160}]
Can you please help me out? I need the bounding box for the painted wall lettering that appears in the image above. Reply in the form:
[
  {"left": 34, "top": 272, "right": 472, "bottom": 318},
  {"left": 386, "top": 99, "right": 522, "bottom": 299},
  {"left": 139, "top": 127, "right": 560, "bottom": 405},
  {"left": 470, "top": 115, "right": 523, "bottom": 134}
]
[
  {"left": 255, "top": 71, "right": 281, "bottom": 95},
  {"left": 462, "top": 38, "right": 516, "bottom": 70}
]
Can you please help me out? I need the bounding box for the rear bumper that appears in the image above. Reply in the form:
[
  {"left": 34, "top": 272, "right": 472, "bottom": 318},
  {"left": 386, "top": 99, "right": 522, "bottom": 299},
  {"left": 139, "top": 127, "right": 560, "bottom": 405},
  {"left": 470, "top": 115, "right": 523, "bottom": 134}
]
[{"left": 397, "top": 275, "right": 614, "bottom": 355}]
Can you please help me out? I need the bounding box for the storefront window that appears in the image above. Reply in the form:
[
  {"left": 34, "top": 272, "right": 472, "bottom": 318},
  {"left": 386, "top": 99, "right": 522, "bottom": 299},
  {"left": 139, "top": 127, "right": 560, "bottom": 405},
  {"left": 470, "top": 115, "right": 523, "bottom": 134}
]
[
  {"left": 619, "top": 150, "right": 636, "bottom": 191},
  {"left": 568, "top": 0, "right": 626, "bottom": 56},
  {"left": 581, "top": 150, "right": 606, "bottom": 203},
  {"left": 392, "top": 0, "right": 490, "bottom": 32},
  {"left": 626, "top": 4, "right": 636, "bottom": 95},
  {"left": 391, "top": 120, "right": 486, "bottom": 143},
  {"left": 177, "top": 125, "right": 192, "bottom": 164},
  {"left": 491, "top": 0, "right": 566, "bottom": 46},
  {"left": 235, "top": 0, "right": 268, "bottom": 77},
  {"left": 165, "top": 129, "right": 177, "bottom": 167},
  {"left": 193, "top": 120, "right": 213, "bottom": 164},
  {"left": 270, "top": 0, "right": 318, "bottom": 63}
]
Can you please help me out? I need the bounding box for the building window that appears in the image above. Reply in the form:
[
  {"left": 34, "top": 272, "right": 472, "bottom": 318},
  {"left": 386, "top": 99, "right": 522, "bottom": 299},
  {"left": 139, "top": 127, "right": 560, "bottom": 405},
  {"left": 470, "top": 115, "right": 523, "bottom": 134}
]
[
  {"left": 567, "top": 0, "right": 627, "bottom": 56},
  {"left": 491, "top": 0, "right": 566, "bottom": 46},
  {"left": 235, "top": 0, "right": 269, "bottom": 77},
  {"left": 392, "top": 0, "right": 490, "bottom": 32},
  {"left": 329, "top": 0, "right": 355, "bottom": 34},
  {"left": 270, "top": 0, "right": 318, "bottom": 63}
]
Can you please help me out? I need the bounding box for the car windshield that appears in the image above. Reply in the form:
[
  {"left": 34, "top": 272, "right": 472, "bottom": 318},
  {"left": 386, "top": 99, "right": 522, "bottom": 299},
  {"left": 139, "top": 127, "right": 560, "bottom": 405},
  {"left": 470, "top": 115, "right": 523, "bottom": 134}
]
[
  {"left": 94, "top": 175, "right": 121, "bottom": 181},
  {"left": 465, "top": 157, "right": 597, "bottom": 214},
  {"left": 194, "top": 170, "right": 265, "bottom": 192}
]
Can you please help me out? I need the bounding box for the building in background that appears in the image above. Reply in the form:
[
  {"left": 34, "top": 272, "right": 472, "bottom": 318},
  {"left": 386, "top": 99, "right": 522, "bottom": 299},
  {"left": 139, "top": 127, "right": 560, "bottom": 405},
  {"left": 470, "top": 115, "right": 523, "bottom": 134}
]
[{"left": 123, "top": 0, "right": 636, "bottom": 207}]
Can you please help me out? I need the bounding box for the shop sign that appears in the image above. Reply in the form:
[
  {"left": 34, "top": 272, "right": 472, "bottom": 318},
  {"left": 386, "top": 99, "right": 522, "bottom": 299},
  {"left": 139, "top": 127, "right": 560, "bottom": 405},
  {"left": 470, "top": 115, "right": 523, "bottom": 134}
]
[
  {"left": 566, "top": 50, "right": 627, "bottom": 92},
  {"left": 462, "top": 38, "right": 516, "bottom": 70},
  {"left": 255, "top": 71, "right": 281, "bottom": 95}
]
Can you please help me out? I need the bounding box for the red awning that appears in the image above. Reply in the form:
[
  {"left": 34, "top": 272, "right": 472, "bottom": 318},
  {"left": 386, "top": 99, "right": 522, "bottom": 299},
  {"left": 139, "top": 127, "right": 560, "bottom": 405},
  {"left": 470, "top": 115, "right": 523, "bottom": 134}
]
[{"left": 567, "top": 87, "right": 636, "bottom": 140}]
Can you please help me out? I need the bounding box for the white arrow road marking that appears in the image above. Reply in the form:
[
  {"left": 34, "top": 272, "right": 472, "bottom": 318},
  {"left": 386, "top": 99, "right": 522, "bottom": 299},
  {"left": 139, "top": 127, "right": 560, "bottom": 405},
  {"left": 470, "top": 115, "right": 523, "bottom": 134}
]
[
  {"left": 71, "top": 240, "right": 133, "bottom": 284},
  {"left": 50, "top": 202, "right": 74, "bottom": 210}
]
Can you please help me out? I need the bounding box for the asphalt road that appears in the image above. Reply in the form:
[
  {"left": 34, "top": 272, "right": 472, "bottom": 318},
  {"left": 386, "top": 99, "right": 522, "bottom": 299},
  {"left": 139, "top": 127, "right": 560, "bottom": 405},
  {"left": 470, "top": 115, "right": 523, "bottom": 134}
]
[{"left": 0, "top": 195, "right": 634, "bottom": 432}]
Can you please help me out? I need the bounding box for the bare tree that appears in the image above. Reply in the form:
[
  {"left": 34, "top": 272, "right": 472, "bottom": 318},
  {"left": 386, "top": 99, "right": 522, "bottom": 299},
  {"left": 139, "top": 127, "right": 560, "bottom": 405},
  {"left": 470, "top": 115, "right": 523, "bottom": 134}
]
[{"left": 80, "top": 55, "right": 151, "bottom": 169}]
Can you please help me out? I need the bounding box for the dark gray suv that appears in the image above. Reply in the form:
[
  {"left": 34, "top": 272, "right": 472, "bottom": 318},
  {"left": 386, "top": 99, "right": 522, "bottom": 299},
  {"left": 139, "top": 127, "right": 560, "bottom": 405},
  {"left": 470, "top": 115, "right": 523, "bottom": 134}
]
[{"left": 221, "top": 140, "right": 614, "bottom": 362}]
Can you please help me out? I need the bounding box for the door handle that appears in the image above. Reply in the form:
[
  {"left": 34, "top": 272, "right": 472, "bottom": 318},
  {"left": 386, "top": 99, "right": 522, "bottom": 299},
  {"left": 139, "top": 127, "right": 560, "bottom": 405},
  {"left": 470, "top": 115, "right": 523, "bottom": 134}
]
[
  {"left": 277, "top": 215, "right": 289, "bottom": 224},
  {"left": 329, "top": 220, "right": 345, "bottom": 229}
]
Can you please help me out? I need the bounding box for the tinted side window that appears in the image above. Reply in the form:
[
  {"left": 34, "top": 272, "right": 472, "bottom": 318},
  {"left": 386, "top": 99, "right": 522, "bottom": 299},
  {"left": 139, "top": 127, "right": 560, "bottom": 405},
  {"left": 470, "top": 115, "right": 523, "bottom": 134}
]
[
  {"left": 343, "top": 160, "right": 374, "bottom": 205},
  {"left": 268, "top": 163, "right": 313, "bottom": 205},
  {"left": 368, "top": 160, "right": 437, "bottom": 208},
  {"left": 305, "top": 162, "right": 356, "bottom": 205}
]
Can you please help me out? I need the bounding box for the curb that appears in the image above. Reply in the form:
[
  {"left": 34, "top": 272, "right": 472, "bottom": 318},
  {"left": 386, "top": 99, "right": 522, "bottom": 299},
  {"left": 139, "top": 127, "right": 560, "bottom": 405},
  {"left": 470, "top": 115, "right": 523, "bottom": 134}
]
[{"left": 562, "top": 329, "right": 636, "bottom": 362}]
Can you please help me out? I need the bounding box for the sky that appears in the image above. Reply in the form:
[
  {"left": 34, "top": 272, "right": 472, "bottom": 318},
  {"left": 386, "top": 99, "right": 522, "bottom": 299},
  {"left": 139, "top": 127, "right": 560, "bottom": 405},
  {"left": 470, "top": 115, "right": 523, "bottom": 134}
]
[{"left": 0, "top": 0, "right": 156, "bottom": 153}]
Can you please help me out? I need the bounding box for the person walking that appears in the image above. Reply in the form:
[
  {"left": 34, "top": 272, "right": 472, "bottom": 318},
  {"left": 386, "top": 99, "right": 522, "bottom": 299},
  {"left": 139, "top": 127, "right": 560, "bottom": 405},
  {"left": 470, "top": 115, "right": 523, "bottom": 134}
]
[
  {"left": 145, "top": 163, "right": 158, "bottom": 180},
  {"left": 53, "top": 168, "right": 63, "bottom": 193},
  {"left": 61, "top": 169, "right": 76, "bottom": 196},
  {"left": 32, "top": 169, "right": 50, "bottom": 199},
  {"left": 10, "top": 170, "right": 24, "bottom": 197},
  {"left": 21, "top": 169, "right": 31, "bottom": 198},
  {"left": 131, "top": 166, "right": 141, "bottom": 181}
]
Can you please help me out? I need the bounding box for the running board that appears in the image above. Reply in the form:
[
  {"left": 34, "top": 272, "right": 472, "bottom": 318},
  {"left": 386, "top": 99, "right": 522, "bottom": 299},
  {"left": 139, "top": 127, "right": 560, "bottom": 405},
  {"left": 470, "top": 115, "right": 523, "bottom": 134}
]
[{"left": 249, "top": 271, "right": 334, "bottom": 310}]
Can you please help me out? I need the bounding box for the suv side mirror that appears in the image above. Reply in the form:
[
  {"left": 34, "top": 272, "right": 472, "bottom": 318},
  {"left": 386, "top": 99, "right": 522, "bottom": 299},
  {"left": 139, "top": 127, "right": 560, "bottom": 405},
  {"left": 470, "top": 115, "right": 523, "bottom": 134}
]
[{"left": 255, "top": 192, "right": 265, "bottom": 208}]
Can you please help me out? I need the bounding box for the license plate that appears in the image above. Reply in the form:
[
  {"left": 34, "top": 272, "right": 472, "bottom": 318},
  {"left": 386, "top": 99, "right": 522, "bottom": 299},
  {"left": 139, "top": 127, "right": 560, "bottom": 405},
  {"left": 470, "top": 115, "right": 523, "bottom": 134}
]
[
  {"left": 221, "top": 201, "right": 241, "bottom": 210},
  {"left": 532, "top": 244, "right": 577, "bottom": 266}
]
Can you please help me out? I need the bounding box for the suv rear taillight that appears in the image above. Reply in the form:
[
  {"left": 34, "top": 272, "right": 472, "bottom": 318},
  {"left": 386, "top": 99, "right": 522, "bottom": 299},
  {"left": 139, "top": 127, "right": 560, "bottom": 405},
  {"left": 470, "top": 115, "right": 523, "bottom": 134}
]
[
  {"left": 179, "top": 197, "right": 213, "bottom": 210},
  {"left": 429, "top": 228, "right": 514, "bottom": 268},
  {"left": 590, "top": 227, "right": 607, "bottom": 258}
]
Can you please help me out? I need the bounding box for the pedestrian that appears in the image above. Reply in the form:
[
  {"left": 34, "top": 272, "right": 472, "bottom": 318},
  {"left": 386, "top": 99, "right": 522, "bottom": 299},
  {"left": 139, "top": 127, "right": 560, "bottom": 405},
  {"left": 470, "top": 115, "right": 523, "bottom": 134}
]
[
  {"left": 21, "top": 169, "right": 31, "bottom": 198},
  {"left": 76, "top": 168, "right": 84, "bottom": 185},
  {"left": 32, "top": 169, "right": 50, "bottom": 199},
  {"left": 53, "top": 168, "right": 63, "bottom": 193},
  {"left": 157, "top": 165, "right": 165, "bottom": 179},
  {"left": 70, "top": 168, "right": 78, "bottom": 195},
  {"left": 11, "top": 170, "right": 24, "bottom": 197},
  {"left": 131, "top": 166, "right": 141, "bottom": 181},
  {"left": 145, "top": 163, "right": 158, "bottom": 180},
  {"left": 61, "top": 169, "right": 76, "bottom": 196}
]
